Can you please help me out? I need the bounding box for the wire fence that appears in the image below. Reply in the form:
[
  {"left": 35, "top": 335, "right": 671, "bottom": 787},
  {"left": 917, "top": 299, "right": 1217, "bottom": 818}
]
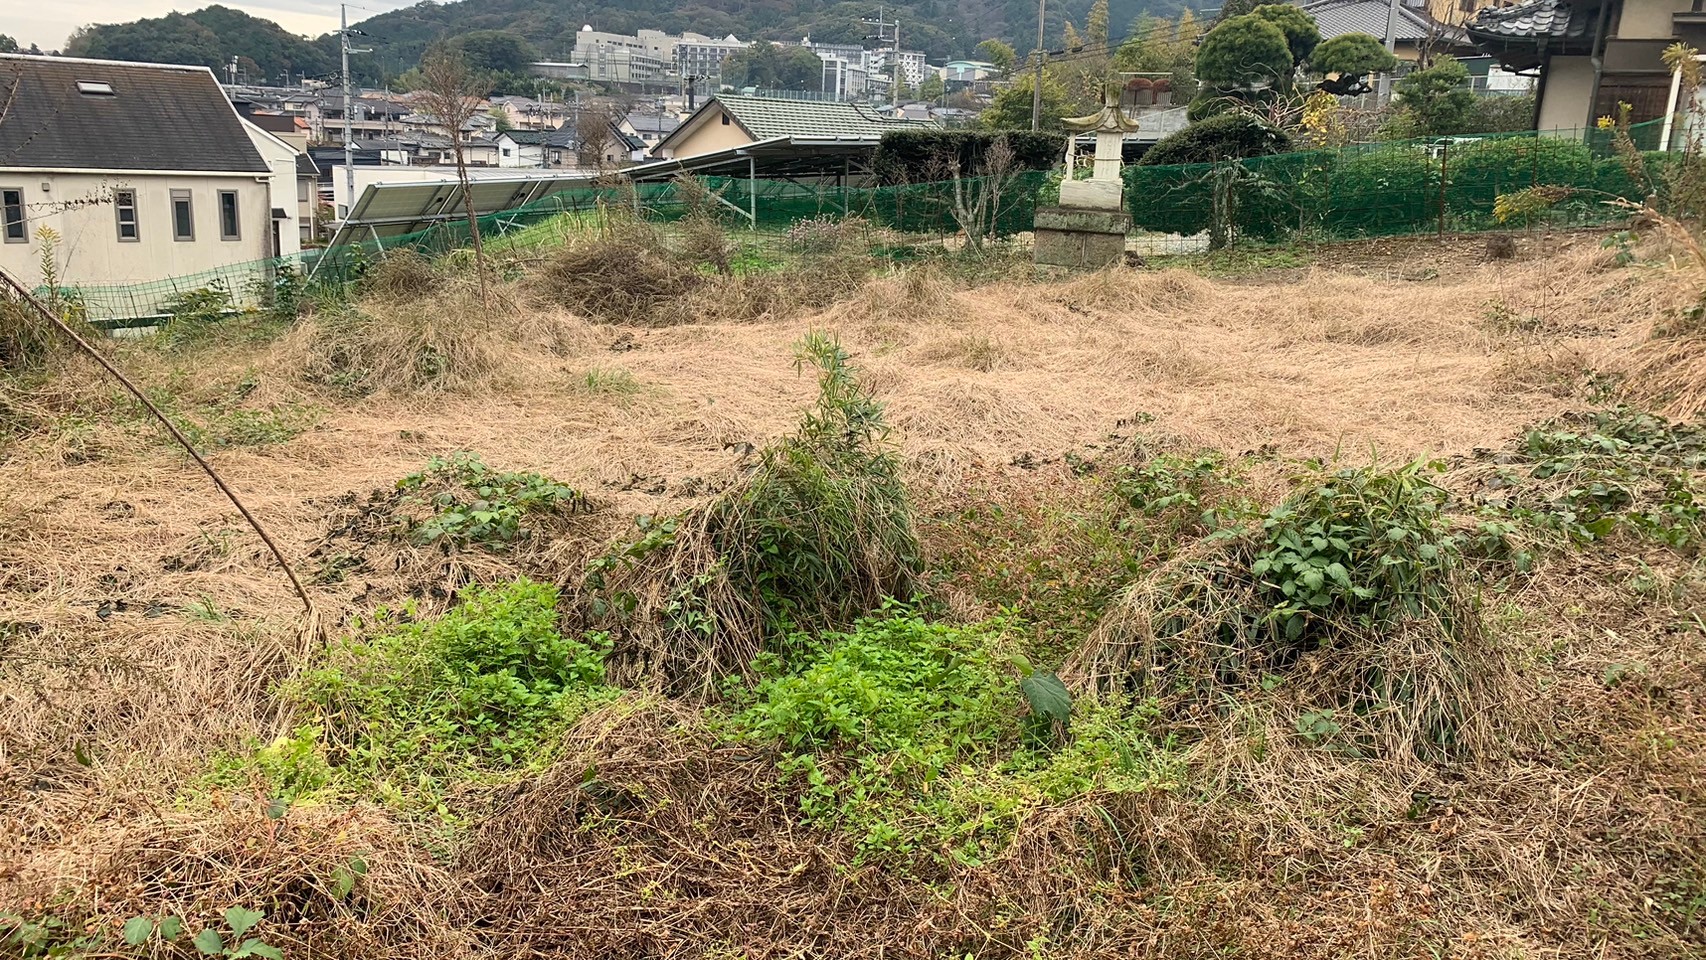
[
  {"left": 43, "top": 121, "right": 1673, "bottom": 322},
  {"left": 1123, "top": 120, "right": 1669, "bottom": 254},
  {"left": 58, "top": 172, "right": 1051, "bottom": 323}
]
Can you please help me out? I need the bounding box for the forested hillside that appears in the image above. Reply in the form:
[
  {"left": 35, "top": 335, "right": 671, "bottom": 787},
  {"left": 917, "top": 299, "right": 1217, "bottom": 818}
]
[{"left": 59, "top": 0, "right": 1204, "bottom": 84}]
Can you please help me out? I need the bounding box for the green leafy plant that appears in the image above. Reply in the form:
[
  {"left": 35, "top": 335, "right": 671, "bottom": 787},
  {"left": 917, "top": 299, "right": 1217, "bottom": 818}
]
[
  {"left": 121, "top": 908, "right": 281, "bottom": 959},
  {"left": 396, "top": 452, "right": 589, "bottom": 548},
  {"left": 296, "top": 579, "right": 613, "bottom": 787},
  {"left": 588, "top": 333, "right": 920, "bottom": 694}
]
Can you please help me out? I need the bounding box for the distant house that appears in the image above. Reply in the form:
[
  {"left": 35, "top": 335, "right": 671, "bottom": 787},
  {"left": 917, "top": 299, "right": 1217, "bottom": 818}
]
[
  {"left": 621, "top": 111, "right": 681, "bottom": 148},
  {"left": 651, "top": 95, "right": 936, "bottom": 160},
  {"left": 239, "top": 119, "right": 315, "bottom": 255},
  {"left": 1468, "top": 0, "right": 1706, "bottom": 132},
  {"left": 0, "top": 55, "right": 291, "bottom": 307}
]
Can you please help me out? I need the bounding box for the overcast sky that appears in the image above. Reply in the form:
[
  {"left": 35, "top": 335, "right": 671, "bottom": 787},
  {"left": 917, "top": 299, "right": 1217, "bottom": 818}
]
[{"left": 3, "top": 1, "right": 419, "bottom": 51}]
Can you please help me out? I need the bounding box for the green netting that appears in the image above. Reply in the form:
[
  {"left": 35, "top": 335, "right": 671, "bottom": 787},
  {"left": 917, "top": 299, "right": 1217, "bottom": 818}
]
[
  {"left": 51, "top": 122, "right": 1675, "bottom": 322},
  {"left": 1125, "top": 120, "right": 1669, "bottom": 244}
]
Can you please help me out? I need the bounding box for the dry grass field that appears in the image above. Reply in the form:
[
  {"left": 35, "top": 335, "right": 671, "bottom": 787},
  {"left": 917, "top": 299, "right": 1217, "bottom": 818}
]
[{"left": 1, "top": 229, "right": 1702, "bottom": 959}]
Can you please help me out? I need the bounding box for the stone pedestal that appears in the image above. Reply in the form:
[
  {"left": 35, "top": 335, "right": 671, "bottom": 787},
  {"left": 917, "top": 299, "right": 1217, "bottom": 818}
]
[{"left": 1033, "top": 204, "right": 1130, "bottom": 268}]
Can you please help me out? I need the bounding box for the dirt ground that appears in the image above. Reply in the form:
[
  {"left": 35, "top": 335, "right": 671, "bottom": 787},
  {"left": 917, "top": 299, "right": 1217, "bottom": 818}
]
[{"left": 1, "top": 233, "right": 1702, "bottom": 959}]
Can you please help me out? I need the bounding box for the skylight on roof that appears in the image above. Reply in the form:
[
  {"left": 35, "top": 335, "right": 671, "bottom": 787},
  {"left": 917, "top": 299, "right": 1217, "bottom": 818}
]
[{"left": 76, "top": 81, "right": 116, "bottom": 96}]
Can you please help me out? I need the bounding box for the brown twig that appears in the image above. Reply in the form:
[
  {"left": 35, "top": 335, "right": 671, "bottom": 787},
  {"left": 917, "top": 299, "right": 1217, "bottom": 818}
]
[{"left": 0, "top": 265, "right": 320, "bottom": 632}]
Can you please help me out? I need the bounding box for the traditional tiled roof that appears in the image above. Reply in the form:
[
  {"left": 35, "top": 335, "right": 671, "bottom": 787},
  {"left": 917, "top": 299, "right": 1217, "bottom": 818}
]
[
  {"left": 715, "top": 96, "right": 934, "bottom": 141},
  {"left": 1298, "top": 0, "right": 1459, "bottom": 45},
  {"left": 1465, "top": 0, "right": 1601, "bottom": 66},
  {"left": 0, "top": 55, "right": 270, "bottom": 173}
]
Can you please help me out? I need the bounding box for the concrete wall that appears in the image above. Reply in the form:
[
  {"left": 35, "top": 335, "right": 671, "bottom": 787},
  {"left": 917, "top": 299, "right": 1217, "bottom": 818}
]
[
  {"left": 1616, "top": 1, "right": 1691, "bottom": 40},
  {"left": 1538, "top": 55, "right": 1597, "bottom": 132},
  {"left": 0, "top": 172, "right": 274, "bottom": 303}
]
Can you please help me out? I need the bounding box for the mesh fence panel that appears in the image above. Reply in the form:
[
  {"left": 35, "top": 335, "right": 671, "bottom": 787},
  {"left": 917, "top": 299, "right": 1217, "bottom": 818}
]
[{"left": 48, "top": 123, "right": 1668, "bottom": 321}]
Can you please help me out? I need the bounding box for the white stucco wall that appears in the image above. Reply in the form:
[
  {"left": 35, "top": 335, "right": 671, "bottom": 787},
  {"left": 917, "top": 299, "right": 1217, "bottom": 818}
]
[
  {"left": 243, "top": 120, "right": 305, "bottom": 259},
  {"left": 0, "top": 171, "right": 274, "bottom": 303},
  {"left": 1537, "top": 56, "right": 1597, "bottom": 132}
]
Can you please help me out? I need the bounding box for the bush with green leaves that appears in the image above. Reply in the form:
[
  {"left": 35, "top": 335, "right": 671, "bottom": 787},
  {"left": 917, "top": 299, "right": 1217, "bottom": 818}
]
[
  {"left": 1139, "top": 111, "right": 1294, "bottom": 167},
  {"left": 1310, "top": 145, "right": 1440, "bottom": 234},
  {"left": 1075, "top": 460, "right": 1506, "bottom": 762},
  {"left": 1390, "top": 60, "right": 1479, "bottom": 136},
  {"left": 296, "top": 579, "right": 612, "bottom": 785},
  {"left": 872, "top": 129, "right": 1065, "bottom": 183},
  {"left": 730, "top": 607, "right": 1176, "bottom": 865},
  {"left": 588, "top": 334, "right": 920, "bottom": 694},
  {"left": 1469, "top": 407, "right": 1704, "bottom": 550},
  {"left": 121, "top": 908, "right": 281, "bottom": 959},
  {"left": 1310, "top": 33, "right": 1396, "bottom": 94},
  {"left": 396, "top": 451, "right": 589, "bottom": 548},
  {"left": 1446, "top": 136, "right": 1595, "bottom": 213}
]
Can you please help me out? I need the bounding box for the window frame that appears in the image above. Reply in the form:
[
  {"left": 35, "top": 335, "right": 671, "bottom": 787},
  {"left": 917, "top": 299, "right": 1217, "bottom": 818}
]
[
  {"left": 218, "top": 189, "right": 241, "bottom": 241},
  {"left": 171, "top": 189, "right": 195, "bottom": 242},
  {"left": 114, "top": 189, "right": 139, "bottom": 242},
  {"left": 1, "top": 188, "right": 25, "bottom": 243}
]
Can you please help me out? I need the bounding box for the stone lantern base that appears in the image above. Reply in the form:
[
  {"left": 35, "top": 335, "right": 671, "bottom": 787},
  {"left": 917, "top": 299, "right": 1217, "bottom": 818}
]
[{"left": 1034, "top": 200, "right": 1130, "bottom": 269}]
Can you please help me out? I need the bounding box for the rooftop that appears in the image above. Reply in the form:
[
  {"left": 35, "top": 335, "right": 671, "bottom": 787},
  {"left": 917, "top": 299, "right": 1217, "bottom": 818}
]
[
  {"left": 0, "top": 54, "right": 269, "bottom": 174},
  {"left": 713, "top": 95, "right": 935, "bottom": 142}
]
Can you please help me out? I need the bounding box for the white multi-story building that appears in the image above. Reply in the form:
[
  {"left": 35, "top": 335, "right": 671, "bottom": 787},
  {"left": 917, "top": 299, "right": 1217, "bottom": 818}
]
[
  {"left": 676, "top": 32, "right": 750, "bottom": 82},
  {"left": 817, "top": 56, "right": 870, "bottom": 100},
  {"left": 571, "top": 26, "right": 676, "bottom": 82}
]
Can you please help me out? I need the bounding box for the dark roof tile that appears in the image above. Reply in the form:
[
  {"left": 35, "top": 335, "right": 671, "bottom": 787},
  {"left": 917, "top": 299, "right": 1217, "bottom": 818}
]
[{"left": 0, "top": 55, "right": 270, "bottom": 173}]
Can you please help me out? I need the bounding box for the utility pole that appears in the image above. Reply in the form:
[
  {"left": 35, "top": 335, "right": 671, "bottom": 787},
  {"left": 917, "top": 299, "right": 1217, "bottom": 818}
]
[
  {"left": 339, "top": 3, "right": 371, "bottom": 219},
  {"left": 1031, "top": 0, "right": 1046, "bottom": 131},
  {"left": 861, "top": 9, "right": 901, "bottom": 107}
]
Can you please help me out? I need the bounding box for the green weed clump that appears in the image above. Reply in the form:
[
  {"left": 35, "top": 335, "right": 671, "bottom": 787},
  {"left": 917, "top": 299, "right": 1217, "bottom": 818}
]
[
  {"left": 731, "top": 607, "right": 1177, "bottom": 866},
  {"left": 1072, "top": 459, "right": 1510, "bottom": 762},
  {"left": 1467, "top": 407, "right": 1704, "bottom": 553},
  {"left": 588, "top": 334, "right": 920, "bottom": 694},
  {"left": 396, "top": 452, "right": 590, "bottom": 549},
  {"left": 292, "top": 579, "right": 613, "bottom": 793}
]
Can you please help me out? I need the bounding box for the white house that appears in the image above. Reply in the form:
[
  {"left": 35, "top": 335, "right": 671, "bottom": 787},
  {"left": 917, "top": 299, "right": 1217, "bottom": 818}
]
[
  {"left": 0, "top": 55, "right": 287, "bottom": 315},
  {"left": 240, "top": 118, "right": 315, "bottom": 256}
]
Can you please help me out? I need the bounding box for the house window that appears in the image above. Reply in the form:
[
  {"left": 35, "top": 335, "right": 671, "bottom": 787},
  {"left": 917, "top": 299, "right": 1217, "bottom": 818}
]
[
  {"left": 171, "top": 189, "right": 194, "bottom": 241},
  {"left": 115, "top": 189, "right": 139, "bottom": 241},
  {"left": 720, "top": 113, "right": 730, "bottom": 125},
  {"left": 218, "top": 190, "right": 240, "bottom": 241},
  {"left": 1, "top": 188, "right": 24, "bottom": 243},
  {"left": 297, "top": 180, "right": 310, "bottom": 203}
]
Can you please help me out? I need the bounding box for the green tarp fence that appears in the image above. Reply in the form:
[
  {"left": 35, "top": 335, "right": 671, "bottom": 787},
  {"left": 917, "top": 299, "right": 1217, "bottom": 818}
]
[
  {"left": 41, "top": 121, "right": 1674, "bottom": 321},
  {"left": 1124, "top": 120, "right": 1669, "bottom": 244}
]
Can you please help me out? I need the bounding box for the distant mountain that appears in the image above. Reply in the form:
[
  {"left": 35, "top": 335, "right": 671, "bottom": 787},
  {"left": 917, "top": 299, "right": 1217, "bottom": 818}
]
[
  {"left": 60, "top": 0, "right": 1206, "bottom": 85},
  {"left": 64, "top": 6, "right": 339, "bottom": 85}
]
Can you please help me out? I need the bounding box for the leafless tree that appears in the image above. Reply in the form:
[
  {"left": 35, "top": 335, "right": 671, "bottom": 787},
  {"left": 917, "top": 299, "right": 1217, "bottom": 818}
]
[
  {"left": 415, "top": 44, "right": 490, "bottom": 305},
  {"left": 574, "top": 101, "right": 626, "bottom": 171},
  {"left": 933, "top": 135, "right": 1018, "bottom": 250}
]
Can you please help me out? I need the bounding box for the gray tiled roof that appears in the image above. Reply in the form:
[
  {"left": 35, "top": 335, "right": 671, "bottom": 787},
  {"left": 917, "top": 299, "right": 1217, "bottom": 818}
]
[
  {"left": 1466, "top": 0, "right": 1597, "bottom": 43},
  {"left": 1298, "top": 0, "right": 1441, "bottom": 43},
  {"left": 716, "top": 96, "right": 934, "bottom": 141},
  {"left": 0, "top": 55, "right": 270, "bottom": 173}
]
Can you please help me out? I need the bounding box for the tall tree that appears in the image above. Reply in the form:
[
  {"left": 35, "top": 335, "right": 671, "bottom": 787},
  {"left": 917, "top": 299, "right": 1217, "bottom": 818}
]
[
  {"left": 1087, "top": 0, "right": 1109, "bottom": 50},
  {"left": 0, "top": 35, "right": 18, "bottom": 54},
  {"left": 416, "top": 45, "right": 490, "bottom": 307},
  {"left": 976, "top": 38, "right": 1017, "bottom": 75}
]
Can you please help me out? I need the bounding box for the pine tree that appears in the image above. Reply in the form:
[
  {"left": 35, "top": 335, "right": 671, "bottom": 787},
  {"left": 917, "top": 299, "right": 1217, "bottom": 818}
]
[{"left": 1087, "top": 0, "right": 1109, "bottom": 50}]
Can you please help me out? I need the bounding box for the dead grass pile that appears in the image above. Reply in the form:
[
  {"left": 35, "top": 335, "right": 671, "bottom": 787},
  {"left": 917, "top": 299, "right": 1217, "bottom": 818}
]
[
  {"left": 534, "top": 231, "right": 703, "bottom": 325},
  {"left": 1, "top": 802, "right": 469, "bottom": 959},
  {"left": 1622, "top": 299, "right": 1706, "bottom": 417},
  {"left": 1066, "top": 459, "right": 1522, "bottom": 765},
  {"left": 0, "top": 293, "right": 67, "bottom": 374},
  {"left": 584, "top": 335, "right": 919, "bottom": 694},
  {"left": 280, "top": 283, "right": 576, "bottom": 396},
  {"left": 456, "top": 701, "right": 927, "bottom": 957},
  {"left": 357, "top": 249, "right": 442, "bottom": 300}
]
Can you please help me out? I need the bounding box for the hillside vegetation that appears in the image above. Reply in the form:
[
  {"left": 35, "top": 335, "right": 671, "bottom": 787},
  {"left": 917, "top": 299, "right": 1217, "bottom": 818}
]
[{"left": 1, "top": 222, "right": 1704, "bottom": 959}]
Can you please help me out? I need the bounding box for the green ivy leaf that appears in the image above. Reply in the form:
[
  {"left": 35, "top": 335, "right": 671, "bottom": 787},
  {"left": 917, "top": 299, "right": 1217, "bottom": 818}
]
[
  {"left": 231, "top": 939, "right": 285, "bottom": 960},
  {"left": 1019, "top": 671, "right": 1072, "bottom": 727},
  {"left": 122, "top": 917, "right": 155, "bottom": 945},
  {"left": 159, "top": 916, "right": 184, "bottom": 940},
  {"left": 193, "top": 928, "right": 225, "bottom": 955},
  {"left": 224, "top": 907, "right": 263, "bottom": 941}
]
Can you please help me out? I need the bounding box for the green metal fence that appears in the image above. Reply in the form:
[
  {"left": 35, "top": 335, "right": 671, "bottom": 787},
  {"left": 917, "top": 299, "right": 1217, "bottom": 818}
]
[
  {"left": 54, "top": 171, "right": 1051, "bottom": 322},
  {"left": 1123, "top": 120, "right": 1669, "bottom": 253},
  {"left": 40, "top": 121, "right": 1678, "bottom": 322}
]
